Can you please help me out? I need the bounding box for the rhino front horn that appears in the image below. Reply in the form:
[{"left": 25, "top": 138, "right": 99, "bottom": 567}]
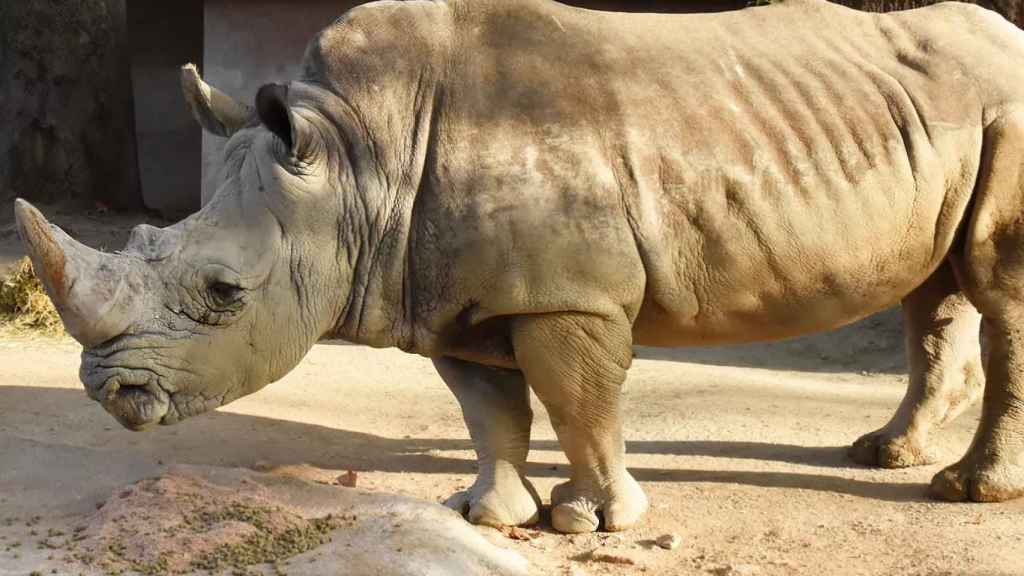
[{"left": 13, "top": 199, "right": 141, "bottom": 347}]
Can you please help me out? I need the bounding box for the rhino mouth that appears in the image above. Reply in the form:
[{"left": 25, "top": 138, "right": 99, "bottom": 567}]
[
  {"left": 81, "top": 349, "right": 176, "bottom": 430},
  {"left": 93, "top": 373, "right": 171, "bottom": 430}
]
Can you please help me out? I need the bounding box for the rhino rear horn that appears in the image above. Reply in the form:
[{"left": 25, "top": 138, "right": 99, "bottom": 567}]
[{"left": 180, "top": 63, "right": 254, "bottom": 137}]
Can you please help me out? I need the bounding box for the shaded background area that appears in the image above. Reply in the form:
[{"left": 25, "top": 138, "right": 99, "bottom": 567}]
[
  {"left": 0, "top": 0, "right": 141, "bottom": 211},
  {"left": 0, "top": 0, "right": 203, "bottom": 218}
]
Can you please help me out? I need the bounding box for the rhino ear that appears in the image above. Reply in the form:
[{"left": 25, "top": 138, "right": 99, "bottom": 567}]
[
  {"left": 256, "top": 83, "right": 295, "bottom": 151},
  {"left": 257, "top": 83, "right": 320, "bottom": 159},
  {"left": 180, "top": 63, "right": 254, "bottom": 137}
]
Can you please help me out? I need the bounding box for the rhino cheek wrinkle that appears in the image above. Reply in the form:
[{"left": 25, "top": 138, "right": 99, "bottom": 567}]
[{"left": 16, "top": 0, "right": 1024, "bottom": 533}]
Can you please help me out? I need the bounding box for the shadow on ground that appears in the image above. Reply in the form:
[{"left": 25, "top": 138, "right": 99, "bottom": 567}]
[{"left": 0, "top": 386, "right": 930, "bottom": 506}]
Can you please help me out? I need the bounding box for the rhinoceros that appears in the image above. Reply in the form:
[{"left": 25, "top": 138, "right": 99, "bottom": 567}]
[{"left": 13, "top": 0, "right": 1024, "bottom": 533}]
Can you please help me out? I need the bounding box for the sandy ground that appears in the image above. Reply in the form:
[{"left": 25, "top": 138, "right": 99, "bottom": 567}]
[{"left": 1, "top": 333, "right": 1022, "bottom": 576}]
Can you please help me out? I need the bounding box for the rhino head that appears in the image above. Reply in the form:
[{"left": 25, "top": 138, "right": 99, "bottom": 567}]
[{"left": 15, "top": 67, "right": 363, "bottom": 430}]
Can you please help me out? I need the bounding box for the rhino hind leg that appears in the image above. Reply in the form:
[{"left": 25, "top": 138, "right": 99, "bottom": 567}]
[
  {"left": 850, "top": 262, "right": 983, "bottom": 468},
  {"left": 512, "top": 313, "right": 647, "bottom": 533},
  {"left": 433, "top": 357, "right": 542, "bottom": 527},
  {"left": 930, "top": 111, "right": 1024, "bottom": 502}
]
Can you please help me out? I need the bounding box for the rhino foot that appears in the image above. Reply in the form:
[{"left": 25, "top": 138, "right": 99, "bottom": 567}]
[
  {"left": 445, "top": 472, "right": 541, "bottom": 528},
  {"left": 549, "top": 473, "right": 648, "bottom": 534},
  {"left": 930, "top": 458, "right": 1024, "bottom": 502},
  {"left": 848, "top": 430, "right": 939, "bottom": 468}
]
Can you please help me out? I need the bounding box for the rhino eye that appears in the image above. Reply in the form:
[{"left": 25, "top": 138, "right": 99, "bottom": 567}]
[{"left": 207, "top": 281, "right": 244, "bottom": 308}]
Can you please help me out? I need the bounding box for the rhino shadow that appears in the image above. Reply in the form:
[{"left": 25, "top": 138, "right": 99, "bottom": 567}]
[
  {"left": 633, "top": 308, "right": 907, "bottom": 374},
  {"left": 0, "top": 386, "right": 938, "bottom": 507},
  {"left": 325, "top": 308, "right": 906, "bottom": 375}
]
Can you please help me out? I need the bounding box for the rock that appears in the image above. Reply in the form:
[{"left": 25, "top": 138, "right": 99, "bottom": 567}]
[
  {"left": 656, "top": 533, "right": 682, "bottom": 550},
  {"left": 578, "top": 547, "right": 644, "bottom": 566},
  {"left": 499, "top": 526, "right": 536, "bottom": 541},
  {"left": 336, "top": 470, "right": 358, "bottom": 488},
  {"left": 709, "top": 563, "right": 762, "bottom": 576}
]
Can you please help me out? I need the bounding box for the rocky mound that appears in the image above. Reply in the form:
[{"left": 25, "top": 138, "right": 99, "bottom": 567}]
[
  {"left": 59, "top": 470, "right": 351, "bottom": 574},
  {"left": 22, "top": 464, "right": 528, "bottom": 576}
]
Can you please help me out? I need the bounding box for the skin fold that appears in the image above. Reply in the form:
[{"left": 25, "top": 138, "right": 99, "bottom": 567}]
[{"left": 14, "top": 0, "right": 1024, "bottom": 533}]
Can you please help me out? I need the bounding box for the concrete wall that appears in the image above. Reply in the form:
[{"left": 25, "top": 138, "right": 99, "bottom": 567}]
[
  {"left": 202, "top": 0, "right": 355, "bottom": 203},
  {"left": 128, "top": 0, "right": 204, "bottom": 217}
]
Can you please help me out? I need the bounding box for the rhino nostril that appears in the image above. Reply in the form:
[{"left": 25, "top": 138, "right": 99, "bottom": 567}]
[{"left": 95, "top": 375, "right": 160, "bottom": 404}]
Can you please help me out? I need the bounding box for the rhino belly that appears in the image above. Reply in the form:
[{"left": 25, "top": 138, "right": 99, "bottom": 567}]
[{"left": 630, "top": 137, "right": 979, "bottom": 347}]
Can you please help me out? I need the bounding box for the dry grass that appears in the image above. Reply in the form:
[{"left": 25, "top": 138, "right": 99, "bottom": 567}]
[{"left": 0, "top": 257, "right": 64, "bottom": 337}]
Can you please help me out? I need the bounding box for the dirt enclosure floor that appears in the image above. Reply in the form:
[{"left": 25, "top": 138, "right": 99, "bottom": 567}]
[{"left": 1, "top": 325, "right": 1023, "bottom": 575}]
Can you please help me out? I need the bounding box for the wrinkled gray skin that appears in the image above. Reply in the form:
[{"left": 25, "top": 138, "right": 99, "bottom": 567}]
[{"left": 16, "top": 0, "right": 1024, "bottom": 533}]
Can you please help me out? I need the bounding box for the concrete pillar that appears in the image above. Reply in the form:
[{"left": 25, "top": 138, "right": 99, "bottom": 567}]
[{"left": 127, "top": 0, "right": 204, "bottom": 218}]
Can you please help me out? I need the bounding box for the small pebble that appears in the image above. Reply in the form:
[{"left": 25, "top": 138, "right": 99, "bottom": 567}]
[
  {"left": 656, "top": 533, "right": 681, "bottom": 550},
  {"left": 336, "top": 471, "right": 358, "bottom": 488}
]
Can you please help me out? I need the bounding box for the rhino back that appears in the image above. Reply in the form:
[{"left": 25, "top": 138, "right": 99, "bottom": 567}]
[{"left": 396, "top": 0, "right": 1024, "bottom": 354}]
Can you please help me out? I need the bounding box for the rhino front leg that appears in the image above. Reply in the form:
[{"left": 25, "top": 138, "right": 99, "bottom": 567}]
[
  {"left": 434, "top": 357, "right": 542, "bottom": 527},
  {"left": 512, "top": 313, "right": 647, "bottom": 533},
  {"left": 850, "top": 262, "right": 984, "bottom": 468}
]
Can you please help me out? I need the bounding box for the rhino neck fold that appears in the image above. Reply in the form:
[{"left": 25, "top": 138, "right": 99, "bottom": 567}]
[
  {"left": 302, "top": 42, "right": 446, "bottom": 353},
  {"left": 326, "top": 99, "right": 443, "bottom": 354}
]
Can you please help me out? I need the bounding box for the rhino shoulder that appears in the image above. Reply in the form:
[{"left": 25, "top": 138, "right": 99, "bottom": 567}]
[
  {"left": 301, "top": 0, "right": 457, "bottom": 84},
  {"left": 879, "top": 0, "right": 1015, "bottom": 34}
]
